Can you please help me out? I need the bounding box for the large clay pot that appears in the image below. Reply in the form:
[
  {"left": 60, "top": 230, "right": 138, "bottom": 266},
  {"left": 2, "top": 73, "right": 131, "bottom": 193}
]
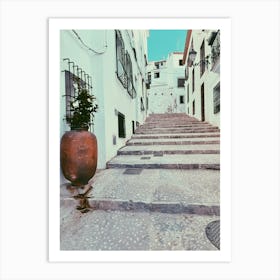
[{"left": 60, "top": 130, "right": 98, "bottom": 186}]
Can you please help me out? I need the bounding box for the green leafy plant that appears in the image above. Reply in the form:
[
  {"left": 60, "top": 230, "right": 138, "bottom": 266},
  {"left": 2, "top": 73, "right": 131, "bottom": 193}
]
[{"left": 66, "top": 78, "right": 98, "bottom": 130}]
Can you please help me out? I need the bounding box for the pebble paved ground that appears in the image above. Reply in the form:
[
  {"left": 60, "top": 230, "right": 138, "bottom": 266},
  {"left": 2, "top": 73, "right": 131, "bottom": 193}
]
[{"left": 61, "top": 206, "right": 218, "bottom": 251}]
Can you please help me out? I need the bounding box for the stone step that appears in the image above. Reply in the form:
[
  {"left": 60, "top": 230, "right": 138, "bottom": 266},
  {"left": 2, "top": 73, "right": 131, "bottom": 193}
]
[
  {"left": 132, "top": 133, "right": 220, "bottom": 139},
  {"left": 61, "top": 169, "right": 220, "bottom": 213},
  {"left": 118, "top": 144, "right": 220, "bottom": 155},
  {"left": 127, "top": 137, "right": 220, "bottom": 146},
  {"left": 146, "top": 115, "right": 196, "bottom": 120},
  {"left": 139, "top": 124, "right": 216, "bottom": 130},
  {"left": 106, "top": 154, "right": 220, "bottom": 170},
  {"left": 135, "top": 129, "right": 220, "bottom": 134},
  {"left": 143, "top": 122, "right": 204, "bottom": 126}
]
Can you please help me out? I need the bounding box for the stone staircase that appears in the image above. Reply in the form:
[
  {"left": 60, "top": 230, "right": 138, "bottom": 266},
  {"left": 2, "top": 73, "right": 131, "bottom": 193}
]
[
  {"left": 60, "top": 113, "right": 220, "bottom": 250},
  {"left": 107, "top": 113, "right": 220, "bottom": 170}
]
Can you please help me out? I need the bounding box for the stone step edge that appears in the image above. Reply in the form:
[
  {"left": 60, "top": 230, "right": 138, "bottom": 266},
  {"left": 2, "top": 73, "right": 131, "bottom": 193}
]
[
  {"left": 137, "top": 127, "right": 219, "bottom": 131},
  {"left": 132, "top": 134, "right": 220, "bottom": 139},
  {"left": 127, "top": 140, "right": 220, "bottom": 146},
  {"left": 118, "top": 150, "right": 220, "bottom": 155},
  {"left": 139, "top": 124, "right": 217, "bottom": 128},
  {"left": 106, "top": 163, "right": 220, "bottom": 170},
  {"left": 61, "top": 198, "right": 220, "bottom": 216},
  {"left": 135, "top": 130, "right": 220, "bottom": 134}
]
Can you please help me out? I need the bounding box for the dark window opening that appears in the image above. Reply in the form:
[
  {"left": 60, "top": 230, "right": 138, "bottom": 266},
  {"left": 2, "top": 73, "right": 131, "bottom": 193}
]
[
  {"left": 179, "top": 95, "right": 185, "bottom": 104},
  {"left": 118, "top": 112, "right": 126, "bottom": 138},
  {"left": 154, "top": 72, "right": 160, "bottom": 78},
  {"left": 148, "top": 72, "right": 151, "bottom": 83},
  {"left": 132, "top": 48, "right": 137, "bottom": 61},
  {"left": 140, "top": 97, "right": 145, "bottom": 111},
  {"left": 179, "top": 59, "right": 183, "bottom": 66},
  {"left": 177, "top": 78, "right": 185, "bottom": 88},
  {"left": 213, "top": 83, "right": 220, "bottom": 114},
  {"left": 187, "top": 84, "right": 189, "bottom": 103},
  {"left": 192, "top": 100, "right": 195, "bottom": 115},
  {"left": 132, "top": 121, "right": 135, "bottom": 134},
  {"left": 192, "top": 68, "right": 195, "bottom": 93},
  {"left": 144, "top": 54, "right": 148, "bottom": 66}
]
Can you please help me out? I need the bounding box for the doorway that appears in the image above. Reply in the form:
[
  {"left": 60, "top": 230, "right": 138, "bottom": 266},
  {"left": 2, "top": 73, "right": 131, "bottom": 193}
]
[{"left": 201, "top": 83, "right": 205, "bottom": 121}]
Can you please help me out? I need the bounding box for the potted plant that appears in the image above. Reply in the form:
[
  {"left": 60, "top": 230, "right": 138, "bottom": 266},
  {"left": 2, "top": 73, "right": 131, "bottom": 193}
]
[{"left": 60, "top": 77, "right": 98, "bottom": 190}]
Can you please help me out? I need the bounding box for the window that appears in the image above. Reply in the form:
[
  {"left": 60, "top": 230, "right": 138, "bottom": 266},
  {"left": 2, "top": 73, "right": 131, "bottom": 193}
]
[
  {"left": 140, "top": 97, "right": 145, "bottom": 111},
  {"left": 185, "top": 66, "right": 189, "bottom": 81},
  {"left": 115, "top": 30, "right": 136, "bottom": 98},
  {"left": 132, "top": 48, "right": 137, "bottom": 61},
  {"left": 177, "top": 78, "right": 185, "bottom": 88},
  {"left": 200, "top": 40, "right": 205, "bottom": 77},
  {"left": 146, "top": 72, "right": 151, "bottom": 89},
  {"left": 118, "top": 112, "right": 126, "bottom": 138},
  {"left": 192, "top": 100, "right": 195, "bottom": 115},
  {"left": 192, "top": 68, "right": 195, "bottom": 93},
  {"left": 179, "top": 95, "right": 185, "bottom": 104},
  {"left": 125, "top": 52, "right": 135, "bottom": 97},
  {"left": 213, "top": 82, "right": 220, "bottom": 114},
  {"left": 144, "top": 54, "right": 148, "bottom": 66},
  {"left": 179, "top": 59, "right": 183, "bottom": 66},
  {"left": 155, "top": 62, "right": 159, "bottom": 69},
  {"left": 115, "top": 30, "right": 126, "bottom": 87},
  {"left": 187, "top": 84, "right": 189, "bottom": 103},
  {"left": 154, "top": 72, "right": 160, "bottom": 78},
  {"left": 64, "top": 68, "right": 91, "bottom": 123}
]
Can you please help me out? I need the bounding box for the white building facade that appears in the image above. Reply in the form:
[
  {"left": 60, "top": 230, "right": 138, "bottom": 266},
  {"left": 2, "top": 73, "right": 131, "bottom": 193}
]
[
  {"left": 146, "top": 52, "right": 186, "bottom": 114},
  {"left": 183, "top": 30, "right": 220, "bottom": 127},
  {"left": 60, "top": 29, "right": 149, "bottom": 170}
]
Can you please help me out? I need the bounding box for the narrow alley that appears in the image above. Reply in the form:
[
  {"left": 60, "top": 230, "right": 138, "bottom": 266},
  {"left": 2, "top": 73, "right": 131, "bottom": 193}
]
[{"left": 60, "top": 113, "right": 220, "bottom": 250}]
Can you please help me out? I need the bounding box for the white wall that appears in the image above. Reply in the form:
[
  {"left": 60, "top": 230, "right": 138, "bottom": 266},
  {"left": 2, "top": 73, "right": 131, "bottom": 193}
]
[{"left": 60, "top": 29, "right": 148, "bottom": 170}]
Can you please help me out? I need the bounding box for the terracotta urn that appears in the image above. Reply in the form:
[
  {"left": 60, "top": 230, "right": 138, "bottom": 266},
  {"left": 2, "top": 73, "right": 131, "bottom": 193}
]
[{"left": 60, "top": 130, "right": 98, "bottom": 186}]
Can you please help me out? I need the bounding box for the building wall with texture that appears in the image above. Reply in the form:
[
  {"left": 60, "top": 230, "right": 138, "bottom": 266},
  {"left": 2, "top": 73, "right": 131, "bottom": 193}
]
[{"left": 183, "top": 30, "right": 220, "bottom": 127}]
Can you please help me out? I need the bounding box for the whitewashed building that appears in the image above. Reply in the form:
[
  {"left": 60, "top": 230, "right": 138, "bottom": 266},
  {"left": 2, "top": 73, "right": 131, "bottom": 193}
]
[
  {"left": 60, "top": 29, "right": 149, "bottom": 170},
  {"left": 147, "top": 52, "right": 186, "bottom": 114},
  {"left": 183, "top": 30, "right": 220, "bottom": 127}
]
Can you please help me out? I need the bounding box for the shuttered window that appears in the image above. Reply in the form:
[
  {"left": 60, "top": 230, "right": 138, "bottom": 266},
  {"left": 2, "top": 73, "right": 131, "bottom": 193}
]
[
  {"left": 213, "top": 83, "right": 220, "bottom": 114},
  {"left": 200, "top": 40, "right": 205, "bottom": 77}
]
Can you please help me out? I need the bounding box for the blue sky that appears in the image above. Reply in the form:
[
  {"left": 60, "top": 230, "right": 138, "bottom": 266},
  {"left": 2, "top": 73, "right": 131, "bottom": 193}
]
[{"left": 148, "top": 30, "right": 187, "bottom": 61}]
